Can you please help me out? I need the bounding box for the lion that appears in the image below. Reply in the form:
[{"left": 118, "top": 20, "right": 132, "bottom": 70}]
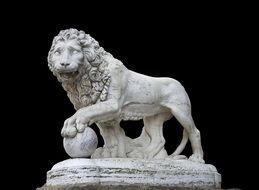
[{"left": 48, "top": 28, "right": 204, "bottom": 163}]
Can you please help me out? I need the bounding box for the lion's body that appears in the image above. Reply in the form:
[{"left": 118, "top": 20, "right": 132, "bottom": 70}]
[
  {"left": 106, "top": 61, "right": 185, "bottom": 121},
  {"left": 121, "top": 72, "right": 187, "bottom": 120},
  {"left": 48, "top": 29, "right": 204, "bottom": 162}
]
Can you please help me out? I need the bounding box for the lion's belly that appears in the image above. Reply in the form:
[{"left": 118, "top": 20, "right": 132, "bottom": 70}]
[{"left": 120, "top": 103, "right": 168, "bottom": 120}]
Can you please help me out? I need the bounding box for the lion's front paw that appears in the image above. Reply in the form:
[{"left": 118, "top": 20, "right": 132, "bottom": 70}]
[
  {"left": 91, "top": 147, "right": 113, "bottom": 158},
  {"left": 91, "top": 147, "right": 104, "bottom": 158},
  {"left": 91, "top": 146, "right": 123, "bottom": 158},
  {"left": 127, "top": 149, "right": 145, "bottom": 159},
  {"left": 61, "top": 117, "right": 77, "bottom": 138},
  {"left": 61, "top": 115, "right": 89, "bottom": 138}
]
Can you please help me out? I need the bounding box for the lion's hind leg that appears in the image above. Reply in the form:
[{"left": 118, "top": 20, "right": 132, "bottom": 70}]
[
  {"left": 142, "top": 112, "right": 172, "bottom": 159},
  {"left": 165, "top": 103, "right": 204, "bottom": 163}
]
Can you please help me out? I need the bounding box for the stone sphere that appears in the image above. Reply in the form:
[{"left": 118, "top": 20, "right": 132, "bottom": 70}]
[{"left": 63, "top": 127, "right": 98, "bottom": 158}]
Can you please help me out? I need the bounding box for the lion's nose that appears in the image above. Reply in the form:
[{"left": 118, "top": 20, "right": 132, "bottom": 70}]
[{"left": 60, "top": 62, "right": 70, "bottom": 67}]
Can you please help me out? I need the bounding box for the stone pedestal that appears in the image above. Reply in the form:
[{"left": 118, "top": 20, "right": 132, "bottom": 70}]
[{"left": 38, "top": 158, "right": 221, "bottom": 190}]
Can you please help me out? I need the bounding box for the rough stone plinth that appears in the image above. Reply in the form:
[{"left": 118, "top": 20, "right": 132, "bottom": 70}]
[
  {"left": 38, "top": 184, "right": 223, "bottom": 190},
  {"left": 38, "top": 158, "right": 221, "bottom": 190}
]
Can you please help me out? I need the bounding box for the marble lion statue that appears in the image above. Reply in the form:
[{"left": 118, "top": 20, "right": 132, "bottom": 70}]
[{"left": 48, "top": 28, "right": 204, "bottom": 163}]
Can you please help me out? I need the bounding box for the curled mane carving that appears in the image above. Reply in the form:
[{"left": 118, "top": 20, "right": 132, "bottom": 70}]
[{"left": 48, "top": 29, "right": 111, "bottom": 110}]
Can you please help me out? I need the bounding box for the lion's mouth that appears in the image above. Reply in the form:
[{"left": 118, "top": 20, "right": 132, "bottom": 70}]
[{"left": 59, "top": 71, "right": 79, "bottom": 79}]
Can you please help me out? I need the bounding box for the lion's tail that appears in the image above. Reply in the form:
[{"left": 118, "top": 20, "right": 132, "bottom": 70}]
[{"left": 170, "top": 129, "right": 188, "bottom": 157}]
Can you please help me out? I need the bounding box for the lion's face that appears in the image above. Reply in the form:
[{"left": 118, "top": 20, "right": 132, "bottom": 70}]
[{"left": 50, "top": 39, "right": 84, "bottom": 81}]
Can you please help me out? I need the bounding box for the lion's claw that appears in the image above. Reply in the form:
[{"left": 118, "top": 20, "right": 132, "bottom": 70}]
[
  {"left": 61, "top": 124, "right": 77, "bottom": 138},
  {"left": 76, "top": 123, "right": 87, "bottom": 133},
  {"left": 66, "top": 125, "right": 77, "bottom": 138},
  {"left": 61, "top": 127, "right": 66, "bottom": 137},
  {"left": 61, "top": 115, "right": 90, "bottom": 137}
]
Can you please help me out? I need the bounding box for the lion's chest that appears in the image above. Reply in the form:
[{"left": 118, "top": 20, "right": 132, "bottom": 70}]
[
  {"left": 66, "top": 77, "right": 110, "bottom": 110},
  {"left": 68, "top": 88, "right": 101, "bottom": 110}
]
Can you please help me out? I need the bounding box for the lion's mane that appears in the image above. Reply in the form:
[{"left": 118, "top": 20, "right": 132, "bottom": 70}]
[{"left": 48, "top": 29, "right": 111, "bottom": 110}]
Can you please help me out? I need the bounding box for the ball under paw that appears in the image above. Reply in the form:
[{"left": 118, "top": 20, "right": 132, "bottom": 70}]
[{"left": 63, "top": 127, "right": 98, "bottom": 158}]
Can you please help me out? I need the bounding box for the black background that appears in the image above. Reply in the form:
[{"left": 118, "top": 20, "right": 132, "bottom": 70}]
[{"left": 2, "top": 3, "right": 256, "bottom": 190}]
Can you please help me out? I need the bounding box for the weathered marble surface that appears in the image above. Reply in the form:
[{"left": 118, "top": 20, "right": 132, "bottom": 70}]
[{"left": 41, "top": 158, "right": 221, "bottom": 189}]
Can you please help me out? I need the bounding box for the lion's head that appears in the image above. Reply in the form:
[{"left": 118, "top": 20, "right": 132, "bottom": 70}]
[
  {"left": 48, "top": 28, "right": 108, "bottom": 83},
  {"left": 48, "top": 29, "right": 111, "bottom": 109}
]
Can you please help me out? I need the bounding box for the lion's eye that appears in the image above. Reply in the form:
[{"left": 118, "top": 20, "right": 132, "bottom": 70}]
[
  {"left": 72, "top": 50, "right": 79, "bottom": 54},
  {"left": 54, "top": 51, "right": 60, "bottom": 55}
]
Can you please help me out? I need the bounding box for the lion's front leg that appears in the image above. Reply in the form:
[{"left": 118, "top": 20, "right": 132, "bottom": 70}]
[
  {"left": 61, "top": 100, "right": 120, "bottom": 138},
  {"left": 61, "top": 62, "right": 125, "bottom": 138},
  {"left": 91, "top": 120, "right": 127, "bottom": 158}
]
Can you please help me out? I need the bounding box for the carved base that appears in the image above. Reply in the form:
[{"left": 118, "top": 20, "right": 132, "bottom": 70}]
[
  {"left": 38, "top": 158, "right": 221, "bottom": 190},
  {"left": 37, "top": 184, "right": 224, "bottom": 190}
]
